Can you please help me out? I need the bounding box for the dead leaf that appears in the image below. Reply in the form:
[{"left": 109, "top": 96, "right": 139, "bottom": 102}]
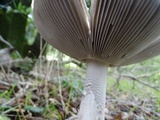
[{"left": 114, "top": 113, "right": 122, "bottom": 120}]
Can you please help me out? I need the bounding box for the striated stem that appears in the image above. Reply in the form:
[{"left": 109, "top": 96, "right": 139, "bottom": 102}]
[{"left": 78, "top": 60, "right": 107, "bottom": 120}]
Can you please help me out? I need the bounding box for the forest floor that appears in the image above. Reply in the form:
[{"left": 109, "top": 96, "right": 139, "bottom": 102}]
[{"left": 0, "top": 57, "right": 160, "bottom": 120}]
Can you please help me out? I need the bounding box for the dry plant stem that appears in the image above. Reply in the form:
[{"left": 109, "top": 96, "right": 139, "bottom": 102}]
[
  {"left": 78, "top": 60, "right": 107, "bottom": 120},
  {"left": 39, "top": 36, "right": 43, "bottom": 79},
  {"left": 57, "top": 52, "right": 66, "bottom": 111}
]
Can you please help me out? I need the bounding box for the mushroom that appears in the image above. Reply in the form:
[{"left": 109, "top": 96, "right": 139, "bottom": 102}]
[{"left": 32, "top": 0, "right": 160, "bottom": 120}]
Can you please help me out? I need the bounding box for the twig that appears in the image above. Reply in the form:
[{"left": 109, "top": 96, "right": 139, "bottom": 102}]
[
  {"left": 0, "top": 58, "right": 32, "bottom": 67},
  {"left": 0, "top": 36, "right": 13, "bottom": 48},
  {"left": 113, "top": 67, "right": 121, "bottom": 87},
  {"left": 63, "top": 59, "right": 84, "bottom": 68},
  {"left": 137, "top": 70, "right": 160, "bottom": 78},
  {"left": 0, "top": 35, "right": 21, "bottom": 58},
  {"left": 0, "top": 81, "right": 10, "bottom": 86},
  {"left": 122, "top": 74, "right": 160, "bottom": 91}
]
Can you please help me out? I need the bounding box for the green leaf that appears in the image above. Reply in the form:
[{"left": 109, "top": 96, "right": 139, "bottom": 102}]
[
  {"left": 0, "top": 11, "right": 28, "bottom": 57},
  {"left": 85, "top": 0, "right": 91, "bottom": 8},
  {"left": 24, "top": 106, "right": 43, "bottom": 113},
  {"left": 0, "top": 115, "right": 11, "bottom": 120}
]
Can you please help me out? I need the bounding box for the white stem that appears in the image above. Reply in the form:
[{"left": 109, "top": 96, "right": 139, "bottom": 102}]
[{"left": 78, "top": 60, "right": 107, "bottom": 120}]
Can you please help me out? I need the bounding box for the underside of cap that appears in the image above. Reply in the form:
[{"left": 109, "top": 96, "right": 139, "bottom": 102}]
[{"left": 32, "top": 0, "right": 160, "bottom": 66}]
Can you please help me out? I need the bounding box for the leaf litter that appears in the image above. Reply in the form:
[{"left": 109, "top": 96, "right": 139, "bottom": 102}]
[{"left": 0, "top": 57, "right": 159, "bottom": 120}]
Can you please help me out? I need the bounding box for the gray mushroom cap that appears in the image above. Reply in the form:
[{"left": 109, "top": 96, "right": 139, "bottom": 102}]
[{"left": 32, "top": 0, "right": 160, "bottom": 66}]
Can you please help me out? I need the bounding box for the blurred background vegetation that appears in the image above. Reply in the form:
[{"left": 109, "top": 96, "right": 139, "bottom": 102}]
[{"left": 0, "top": 0, "right": 159, "bottom": 120}]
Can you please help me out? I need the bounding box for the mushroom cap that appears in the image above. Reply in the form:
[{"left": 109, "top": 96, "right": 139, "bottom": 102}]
[{"left": 32, "top": 0, "right": 160, "bottom": 66}]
